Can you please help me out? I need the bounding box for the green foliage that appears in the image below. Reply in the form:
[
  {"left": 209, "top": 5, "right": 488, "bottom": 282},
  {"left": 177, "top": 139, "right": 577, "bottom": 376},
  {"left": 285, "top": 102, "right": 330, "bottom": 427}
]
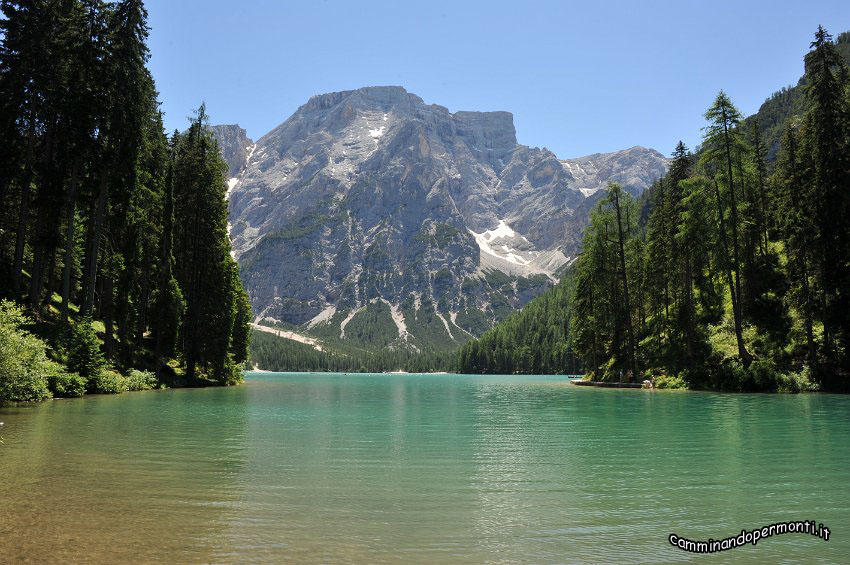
[
  {"left": 343, "top": 302, "right": 399, "bottom": 347},
  {"left": 65, "top": 318, "right": 107, "bottom": 381},
  {"left": 0, "top": 3, "right": 249, "bottom": 398},
  {"left": 456, "top": 273, "right": 579, "bottom": 375},
  {"left": 249, "top": 330, "right": 455, "bottom": 373},
  {"left": 653, "top": 374, "right": 687, "bottom": 390},
  {"left": 151, "top": 275, "right": 185, "bottom": 359},
  {"left": 49, "top": 373, "right": 87, "bottom": 398},
  {"left": 777, "top": 366, "right": 820, "bottom": 393},
  {"left": 229, "top": 270, "right": 252, "bottom": 366},
  {"left": 742, "top": 28, "right": 850, "bottom": 163},
  {"left": 172, "top": 106, "right": 252, "bottom": 384},
  {"left": 433, "top": 223, "right": 461, "bottom": 248},
  {"left": 88, "top": 369, "right": 130, "bottom": 394},
  {"left": 454, "top": 308, "right": 491, "bottom": 335},
  {"left": 0, "top": 300, "right": 53, "bottom": 403},
  {"left": 126, "top": 369, "right": 157, "bottom": 391},
  {"left": 567, "top": 184, "right": 642, "bottom": 380}
]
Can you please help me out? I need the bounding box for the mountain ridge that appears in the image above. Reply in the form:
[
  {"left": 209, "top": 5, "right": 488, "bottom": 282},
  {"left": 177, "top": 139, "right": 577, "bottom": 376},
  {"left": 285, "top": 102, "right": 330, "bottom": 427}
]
[{"left": 212, "top": 86, "right": 668, "bottom": 350}]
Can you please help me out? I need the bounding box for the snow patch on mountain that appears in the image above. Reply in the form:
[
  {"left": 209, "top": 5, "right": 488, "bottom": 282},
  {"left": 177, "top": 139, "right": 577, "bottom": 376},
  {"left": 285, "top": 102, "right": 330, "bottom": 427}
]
[{"left": 470, "top": 221, "right": 531, "bottom": 266}]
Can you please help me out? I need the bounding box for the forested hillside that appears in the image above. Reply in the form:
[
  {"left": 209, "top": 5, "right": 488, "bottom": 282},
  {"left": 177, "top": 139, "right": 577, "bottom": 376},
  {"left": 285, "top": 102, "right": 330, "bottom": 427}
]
[
  {"left": 456, "top": 274, "right": 580, "bottom": 375},
  {"left": 0, "top": 1, "right": 250, "bottom": 404},
  {"left": 744, "top": 30, "right": 850, "bottom": 162},
  {"left": 250, "top": 330, "right": 455, "bottom": 373},
  {"left": 459, "top": 26, "right": 850, "bottom": 392}
]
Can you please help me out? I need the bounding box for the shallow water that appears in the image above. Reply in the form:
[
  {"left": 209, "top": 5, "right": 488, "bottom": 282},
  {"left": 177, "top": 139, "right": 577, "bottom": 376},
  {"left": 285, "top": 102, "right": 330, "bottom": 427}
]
[{"left": 1, "top": 373, "right": 848, "bottom": 563}]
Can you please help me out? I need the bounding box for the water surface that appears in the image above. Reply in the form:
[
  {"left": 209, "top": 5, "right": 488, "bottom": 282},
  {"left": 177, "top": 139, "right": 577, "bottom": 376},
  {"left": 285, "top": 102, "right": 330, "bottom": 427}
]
[{"left": 1, "top": 373, "right": 848, "bottom": 563}]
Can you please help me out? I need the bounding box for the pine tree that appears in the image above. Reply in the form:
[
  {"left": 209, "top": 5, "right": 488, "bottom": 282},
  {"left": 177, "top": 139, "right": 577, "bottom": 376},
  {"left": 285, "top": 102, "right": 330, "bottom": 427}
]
[
  {"left": 776, "top": 125, "right": 818, "bottom": 369},
  {"left": 801, "top": 26, "right": 850, "bottom": 372},
  {"left": 702, "top": 91, "right": 752, "bottom": 366},
  {"left": 750, "top": 120, "right": 770, "bottom": 253},
  {"left": 607, "top": 183, "right": 638, "bottom": 380},
  {"left": 0, "top": 1, "right": 252, "bottom": 394},
  {"left": 229, "top": 263, "right": 252, "bottom": 368},
  {"left": 151, "top": 132, "right": 184, "bottom": 377},
  {"left": 172, "top": 104, "right": 249, "bottom": 383}
]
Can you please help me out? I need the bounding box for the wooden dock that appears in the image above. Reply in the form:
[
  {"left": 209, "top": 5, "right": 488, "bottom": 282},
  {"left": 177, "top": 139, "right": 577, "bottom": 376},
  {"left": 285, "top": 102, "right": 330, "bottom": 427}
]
[{"left": 570, "top": 380, "right": 644, "bottom": 389}]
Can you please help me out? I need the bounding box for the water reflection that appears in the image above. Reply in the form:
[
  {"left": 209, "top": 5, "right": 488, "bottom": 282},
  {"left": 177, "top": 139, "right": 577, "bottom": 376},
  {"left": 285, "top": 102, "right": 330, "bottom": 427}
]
[{"left": 2, "top": 375, "right": 849, "bottom": 563}]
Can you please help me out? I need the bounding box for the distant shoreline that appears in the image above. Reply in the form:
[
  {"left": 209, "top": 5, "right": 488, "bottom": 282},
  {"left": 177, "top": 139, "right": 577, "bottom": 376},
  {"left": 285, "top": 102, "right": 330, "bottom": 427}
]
[{"left": 244, "top": 370, "right": 586, "bottom": 377}]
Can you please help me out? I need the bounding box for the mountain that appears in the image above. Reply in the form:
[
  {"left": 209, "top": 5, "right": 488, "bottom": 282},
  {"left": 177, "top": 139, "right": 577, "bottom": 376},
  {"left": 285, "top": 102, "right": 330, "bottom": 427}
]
[
  {"left": 221, "top": 86, "right": 667, "bottom": 351},
  {"left": 210, "top": 124, "right": 254, "bottom": 178}
]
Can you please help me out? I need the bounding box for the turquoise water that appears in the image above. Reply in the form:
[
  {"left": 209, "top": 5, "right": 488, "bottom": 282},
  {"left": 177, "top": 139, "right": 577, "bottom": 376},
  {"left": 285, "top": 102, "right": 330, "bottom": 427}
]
[{"left": 1, "top": 372, "right": 848, "bottom": 563}]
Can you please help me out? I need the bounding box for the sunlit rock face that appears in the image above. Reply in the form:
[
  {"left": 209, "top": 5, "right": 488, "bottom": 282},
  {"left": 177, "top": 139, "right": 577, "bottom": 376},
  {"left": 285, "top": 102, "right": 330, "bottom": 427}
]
[
  {"left": 210, "top": 124, "right": 253, "bottom": 178},
  {"left": 220, "top": 86, "right": 668, "bottom": 348}
]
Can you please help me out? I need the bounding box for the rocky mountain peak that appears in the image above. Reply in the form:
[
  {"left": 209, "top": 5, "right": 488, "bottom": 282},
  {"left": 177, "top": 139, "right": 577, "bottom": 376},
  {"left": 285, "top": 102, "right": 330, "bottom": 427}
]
[
  {"left": 303, "top": 85, "right": 421, "bottom": 112},
  {"left": 220, "top": 87, "right": 668, "bottom": 350},
  {"left": 210, "top": 124, "right": 253, "bottom": 178}
]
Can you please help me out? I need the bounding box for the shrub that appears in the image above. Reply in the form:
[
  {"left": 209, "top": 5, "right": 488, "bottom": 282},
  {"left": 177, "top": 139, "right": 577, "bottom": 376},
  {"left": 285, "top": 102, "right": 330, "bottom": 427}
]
[
  {"left": 0, "top": 300, "right": 53, "bottom": 403},
  {"left": 126, "top": 369, "right": 158, "bottom": 391},
  {"left": 48, "top": 372, "right": 87, "bottom": 398},
  {"left": 654, "top": 374, "right": 687, "bottom": 389},
  {"left": 88, "top": 369, "right": 129, "bottom": 394},
  {"left": 776, "top": 366, "right": 820, "bottom": 393},
  {"left": 744, "top": 358, "right": 779, "bottom": 390},
  {"left": 65, "top": 318, "right": 107, "bottom": 380}
]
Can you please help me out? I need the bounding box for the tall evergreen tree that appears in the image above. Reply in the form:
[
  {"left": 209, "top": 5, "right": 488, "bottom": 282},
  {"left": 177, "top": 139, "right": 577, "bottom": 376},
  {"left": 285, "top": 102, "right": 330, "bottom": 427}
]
[
  {"left": 172, "top": 104, "right": 248, "bottom": 383},
  {"left": 801, "top": 26, "right": 850, "bottom": 371},
  {"left": 776, "top": 125, "right": 818, "bottom": 369},
  {"left": 152, "top": 134, "right": 185, "bottom": 377},
  {"left": 702, "top": 91, "right": 752, "bottom": 366},
  {"left": 607, "top": 183, "right": 638, "bottom": 379},
  {"left": 0, "top": 1, "right": 251, "bottom": 396}
]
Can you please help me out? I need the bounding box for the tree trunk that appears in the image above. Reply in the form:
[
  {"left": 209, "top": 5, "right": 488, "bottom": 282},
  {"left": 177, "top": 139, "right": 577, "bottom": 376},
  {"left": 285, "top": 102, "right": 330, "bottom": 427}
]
[
  {"left": 116, "top": 270, "right": 131, "bottom": 362},
  {"left": 588, "top": 275, "right": 598, "bottom": 373},
  {"left": 683, "top": 251, "right": 695, "bottom": 365},
  {"left": 12, "top": 125, "right": 37, "bottom": 295},
  {"left": 12, "top": 173, "right": 32, "bottom": 295},
  {"left": 43, "top": 245, "right": 58, "bottom": 306},
  {"left": 713, "top": 179, "right": 751, "bottom": 366},
  {"left": 723, "top": 121, "right": 744, "bottom": 324},
  {"left": 28, "top": 232, "right": 45, "bottom": 311},
  {"left": 800, "top": 254, "right": 817, "bottom": 369},
  {"left": 80, "top": 199, "right": 96, "bottom": 306},
  {"left": 83, "top": 167, "right": 109, "bottom": 316},
  {"left": 60, "top": 160, "right": 80, "bottom": 322},
  {"left": 612, "top": 188, "right": 637, "bottom": 380},
  {"left": 136, "top": 269, "right": 150, "bottom": 349},
  {"left": 786, "top": 130, "right": 818, "bottom": 370},
  {"left": 103, "top": 270, "right": 114, "bottom": 359}
]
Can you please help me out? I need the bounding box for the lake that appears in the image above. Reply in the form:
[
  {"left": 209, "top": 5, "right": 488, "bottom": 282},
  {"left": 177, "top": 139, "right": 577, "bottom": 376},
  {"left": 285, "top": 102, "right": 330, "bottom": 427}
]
[{"left": 1, "top": 373, "right": 848, "bottom": 563}]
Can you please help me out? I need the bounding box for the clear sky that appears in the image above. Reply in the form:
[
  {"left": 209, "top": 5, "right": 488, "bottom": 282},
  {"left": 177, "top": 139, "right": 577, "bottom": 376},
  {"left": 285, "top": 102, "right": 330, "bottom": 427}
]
[{"left": 147, "top": 0, "right": 850, "bottom": 158}]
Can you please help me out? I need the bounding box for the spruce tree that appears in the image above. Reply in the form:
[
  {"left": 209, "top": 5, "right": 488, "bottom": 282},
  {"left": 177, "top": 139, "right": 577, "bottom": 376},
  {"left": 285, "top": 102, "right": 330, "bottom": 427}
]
[
  {"left": 702, "top": 92, "right": 752, "bottom": 366},
  {"left": 152, "top": 135, "right": 185, "bottom": 377},
  {"left": 173, "top": 104, "right": 249, "bottom": 383},
  {"left": 801, "top": 26, "right": 850, "bottom": 372},
  {"left": 776, "top": 125, "right": 818, "bottom": 369}
]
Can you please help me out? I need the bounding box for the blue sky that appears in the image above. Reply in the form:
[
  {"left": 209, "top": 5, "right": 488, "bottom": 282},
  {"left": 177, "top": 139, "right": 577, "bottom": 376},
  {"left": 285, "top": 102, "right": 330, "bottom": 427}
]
[{"left": 147, "top": 0, "right": 850, "bottom": 158}]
